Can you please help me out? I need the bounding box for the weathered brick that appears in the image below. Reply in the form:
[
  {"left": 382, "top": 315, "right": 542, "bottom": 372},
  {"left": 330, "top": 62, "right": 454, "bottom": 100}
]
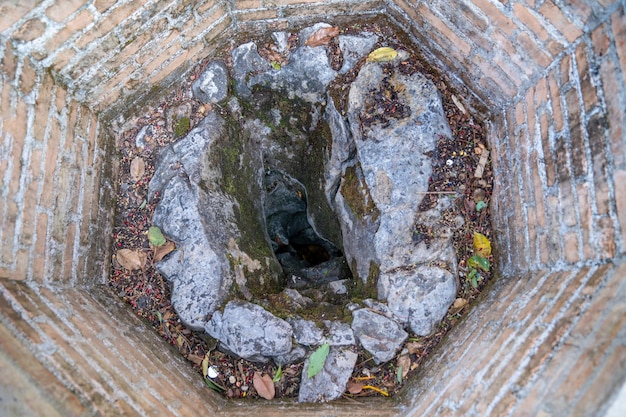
[
  {"left": 612, "top": 6, "right": 626, "bottom": 86},
  {"left": 586, "top": 113, "right": 610, "bottom": 215},
  {"left": 181, "top": 4, "right": 229, "bottom": 41},
  {"left": 600, "top": 58, "right": 625, "bottom": 169},
  {"left": 45, "top": 9, "right": 95, "bottom": 52},
  {"left": 0, "top": 3, "right": 34, "bottom": 33},
  {"left": 563, "top": 231, "right": 580, "bottom": 263},
  {"left": 232, "top": 0, "right": 262, "bottom": 8},
  {"left": 595, "top": 216, "right": 616, "bottom": 260},
  {"left": 34, "top": 72, "right": 54, "bottom": 143},
  {"left": 45, "top": 0, "right": 83, "bottom": 23},
  {"left": 539, "top": 112, "right": 556, "bottom": 187},
  {"left": 94, "top": 0, "right": 117, "bottom": 13},
  {"left": 32, "top": 213, "right": 48, "bottom": 283},
  {"left": 539, "top": 0, "right": 583, "bottom": 42},
  {"left": 418, "top": 4, "right": 471, "bottom": 55},
  {"left": 473, "top": 0, "right": 518, "bottom": 35},
  {"left": 576, "top": 183, "right": 594, "bottom": 259},
  {"left": 41, "top": 117, "right": 62, "bottom": 209},
  {"left": 491, "top": 30, "right": 538, "bottom": 77},
  {"left": 545, "top": 195, "right": 563, "bottom": 262},
  {"left": 76, "top": 1, "right": 142, "bottom": 50},
  {"left": 236, "top": 8, "right": 278, "bottom": 21},
  {"left": 12, "top": 19, "right": 47, "bottom": 42},
  {"left": 591, "top": 22, "right": 611, "bottom": 57},
  {"left": 51, "top": 48, "right": 77, "bottom": 72},
  {"left": 54, "top": 84, "right": 68, "bottom": 114},
  {"left": 19, "top": 57, "right": 37, "bottom": 95},
  {"left": 564, "top": 88, "right": 586, "bottom": 178},
  {"left": 614, "top": 170, "right": 626, "bottom": 250},
  {"left": 554, "top": 137, "right": 576, "bottom": 226},
  {"left": 534, "top": 76, "right": 548, "bottom": 107},
  {"left": 560, "top": 53, "right": 572, "bottom": 85},
  {"left": 517, "top": 31, "right": 553, "bottom": 67},
  {"left": 548, "top": 69, "right": 564, "bottom": 132},
  {"left": 575, "top": 42, "right": 599, "bottom": 112},
  {"left": 473, "top": 55, "right": 517, "bottom": 98},
  {"left": 530, "top": 150, "right": 547, "bottom": 228}
]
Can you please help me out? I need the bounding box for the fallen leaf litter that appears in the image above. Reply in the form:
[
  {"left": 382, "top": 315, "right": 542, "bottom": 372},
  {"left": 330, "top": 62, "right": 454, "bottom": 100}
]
[{"left": 109, "top": 20, "right": 494, "bottom": 401}]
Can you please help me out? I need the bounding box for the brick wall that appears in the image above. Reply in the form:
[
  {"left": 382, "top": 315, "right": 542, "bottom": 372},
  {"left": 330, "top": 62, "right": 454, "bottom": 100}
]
[{"left": 1, "top": 0, "right": 625, "bottom": 416}]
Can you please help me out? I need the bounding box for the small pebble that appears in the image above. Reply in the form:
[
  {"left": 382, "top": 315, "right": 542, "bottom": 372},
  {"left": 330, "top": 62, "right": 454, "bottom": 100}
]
[
  {"left": 208, "top": 366, "right": 219, "bottom": 378},
  {"left": 229, "top": 375, "right": 236, "bottom": 384}
]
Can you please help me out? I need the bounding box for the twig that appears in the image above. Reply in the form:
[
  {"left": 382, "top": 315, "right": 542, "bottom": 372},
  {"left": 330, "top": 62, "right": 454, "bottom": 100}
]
[{"left": 415, "top": 191, "right": 457, "bottom": 194}]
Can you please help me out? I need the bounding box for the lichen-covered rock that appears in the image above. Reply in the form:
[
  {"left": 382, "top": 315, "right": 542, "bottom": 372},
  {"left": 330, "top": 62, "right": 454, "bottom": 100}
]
[
  {"left": 192, "top": 60, "right": 228, "bottom": 104},
  {"left": 352, "top": 308, "right": 407, "bottom": 364},
  {"left": 205, "top": 301, "right": 293, "bottom": 363},
  {"left": 298, "top": 346, "right": 358, "bottom": 403}
]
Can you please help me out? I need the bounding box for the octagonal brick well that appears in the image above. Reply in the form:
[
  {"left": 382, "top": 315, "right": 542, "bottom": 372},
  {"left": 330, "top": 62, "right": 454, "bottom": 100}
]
[{"left": 1, "top": 1, "right": 625, "bottom": 416}]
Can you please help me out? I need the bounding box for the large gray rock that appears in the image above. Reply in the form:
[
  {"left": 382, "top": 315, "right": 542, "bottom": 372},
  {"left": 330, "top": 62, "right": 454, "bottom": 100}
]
[
  {"left": 231, "top": 42, "right": 271, "bottom": 98},
  {"left": 331, "top": 56, "right": 459, "bottom": 335},
  {"left": 298, "top": 346, "right": 358, "bottom": 402},
  {"left": 192, "top": 60, "right": 228, "bottom": 103},
  {"left": 352, "top": 308, "right": 407, "bottom": 364},
  {"left": 149, "top": 114, "right": 233, "bottom": 330},
  {"left": 338, "top": 33, "right": 379, "bottom": 74},
  {"left": 249, "top": 25, "right": 337, "bottom": 103},
  {"left": 205, "top": 301, "right": 293, "bottom": 362}
]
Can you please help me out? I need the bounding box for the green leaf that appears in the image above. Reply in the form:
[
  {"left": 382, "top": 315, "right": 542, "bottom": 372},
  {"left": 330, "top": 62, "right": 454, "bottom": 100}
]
[
  {"left": 475, "top": 201, "right": 487, "bottom": 211},
  {"left": 471, "top": 274, "right": 478, "bottom": 288},
  {"left": 468, "top": 255, "right": 490, "bottom": 272},
  {"left": 204, "top": 377, "right": 225, "bottom": 392},
  {"left": 271, "top": 61, "right": 281, "bottom": 70},
  {"left": 307, "top": 343, "right": 330, "bottom": 379},
  {"left": 272, "top": 364, "right": 282, "bottom": 382},
  {"left": 397, "top": 365, "right": 403, "bottom": 384},
  {"left": 148, "top": 226, "right": 166, "bottom": 247}
]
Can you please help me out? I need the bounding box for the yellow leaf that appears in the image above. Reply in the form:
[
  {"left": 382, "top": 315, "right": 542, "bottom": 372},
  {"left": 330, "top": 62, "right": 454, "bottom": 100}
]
[
  {"left": 473, "top": 232, "right": 492, "bottom": 257},
  {"left": 202, "top": 353, "right": 209, "bottom": 378},
  {"left": 367, "top": 47, "right": 398, "bottom": 62}
]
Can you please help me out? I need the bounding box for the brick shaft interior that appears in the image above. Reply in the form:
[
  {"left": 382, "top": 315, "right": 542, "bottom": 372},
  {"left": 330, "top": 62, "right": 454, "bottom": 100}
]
[{"left": 1, "top": 1, "right": 625, "bottom": 416}]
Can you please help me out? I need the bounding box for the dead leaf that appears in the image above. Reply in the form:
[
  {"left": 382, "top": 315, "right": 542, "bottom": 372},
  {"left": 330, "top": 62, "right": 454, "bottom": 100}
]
[
  {"left": 305, "top": 26, "right": 339, "bottom": 47},
  {"left": 130, "top": 157, "right": 145, "bottom": 182},
  {"left": 347, "top": 380, "right": 364, "bottom": 394},
  {"left": 115, "top": 249, "right": 146, "bottom": 271},
  {"left": 406, "top": 341, "right": 423, "bottom": 355},
  {"left": 253, "top": 372, "right": 275, "bottom": 400},
  {"left": 154, "top": 241, "right": 176, "bottom": 262},
  {"left": 450, "top": 298, "right": 468, "bottom": 315},
  {"left": 187, "top": 353, "right": 204, "bottom": 366},
  {"left": 397, "top": 354, "right": 411, "bottom": 379}
]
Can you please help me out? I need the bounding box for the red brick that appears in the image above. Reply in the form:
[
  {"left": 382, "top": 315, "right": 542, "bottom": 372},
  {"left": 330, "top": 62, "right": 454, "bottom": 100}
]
[
  {"left": 564, "top": 88, "right": 586, "bottom": 178},
  {"left": 54, "top": 84, "right": 67, "bottom": 114},
  {"left": 591, "top": 22, "right": 611, "bottom": 57},
  {"left": 473, "top": 0, "right": 518, "bottom": 35},
  {"left": 600, "top": 57, "right": 625, "bottom": 169},
  {"left": 517, "top": 31, "right": 553, "bottom": 67},
  {"left": 539, "top": 0, "right": 583, "bottom": 42},
  {"left": 46, "top": 0, "right": 83, "bottom": 23},
  {"left": 34, "top": 73, "right": 54, "bottom": 143},
  {"left": 51, "top": 48, "right": 77, "bottom": 72},
  {"left": 595, "top": 216, "right": 616, "bottom": 260},
  {"left": 575, "top": 42, "right": 599, "bottom": 112},
  {"left": 576, "top": 183, "right": 594, "bottom": 259},
  {"left": 94, "top": 0, "right": 117, "bottom": 13},
  {"left": 560, "top": 53, "right": 572, "bottom": 85},
  {"left": 0, "top": 3, "right": 34, "bottom": 32},
  {"left": 555, "top": 152, "right": 577, "bottom": 225},
  {"left": 547, "top": 70, "right": 564, "bottom": 133},
  {"left": 32, "top": 213, "right": 48, "bottom": 283},
  {"left": 19, "top": 57, "right": 37, "bottom": 95},
  {"left": 614, "top": 170, "right": 626, "bottom": 250},
  {"left": 236, "top": 8, "right": 278, "bottom": 21},
  {"left": 563, "top": 231, "right": 580, "bottom": 263},
  {"left": 418, "top": 4, "right": 471, "bottom": 56},
  {"left": 41, "top": 117, "right": 61, "bottom": 209},
  {"left": 534, "top": 77, "right": 548, "bottom": 107},
  {"left": 612, "top": 6, "right": 626, "bottom": 87},
  {"left": 587, "top": 113, "right": 610, "bottom": 215},
  {"left": 232, "top": 0, "right": 262, "bottom": 8},
  {"left": 12, "top": 19, "right": 47, "bottom": 42}
]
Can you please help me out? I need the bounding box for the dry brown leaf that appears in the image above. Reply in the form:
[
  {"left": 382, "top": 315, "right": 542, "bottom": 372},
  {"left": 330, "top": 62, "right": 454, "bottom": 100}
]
[
  {"left": 187, "top": 353, "right": 204, "bottom": 366},
  {"left": 253, "top": 372, "right": 275, "bottom": 400},
  {"left": 347, "top": 380, "right": 364, "bottom": 394},
  {"left": 154, "top": 241, "right": 176, "bottom": 262},
  {"left": 450, "top": 298, "right": 469, "bottom": 315},
  {"left": 406, "top": 341, "right": 423, "bottom": 355},
  {"left": 397, "top": 354, "right": 411, "bottom": 379},
  {"left": 130, "top": 157, "right": 145, "bottom": 182},
  {"left": 116, "top": 249, "right": 146, "bottom": 271},
  {"left": 305, "top": 26, "right": 339, "bottom": 47}
]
